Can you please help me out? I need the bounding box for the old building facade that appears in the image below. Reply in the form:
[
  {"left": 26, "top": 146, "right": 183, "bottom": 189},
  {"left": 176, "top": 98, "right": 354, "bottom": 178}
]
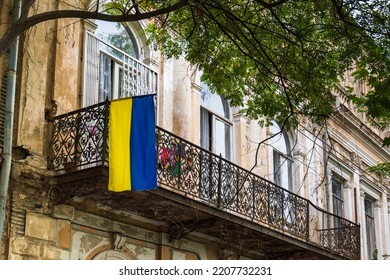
[{"left": 0, "top": 0, "right": 389, "bottom": 260}]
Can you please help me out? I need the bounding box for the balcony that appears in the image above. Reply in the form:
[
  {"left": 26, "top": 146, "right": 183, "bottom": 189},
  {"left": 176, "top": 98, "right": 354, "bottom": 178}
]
[{"left": 48, "top": 101, "right": 360, "bottom": 260}]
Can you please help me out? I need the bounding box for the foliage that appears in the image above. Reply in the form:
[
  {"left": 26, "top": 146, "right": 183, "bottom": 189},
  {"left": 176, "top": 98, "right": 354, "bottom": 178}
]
[
  {"left": 1, "top": 1, "right": 390, "bottom": 169},
  {"left": 368, "top": 163, "right": 390, "bottom": 177},
  {"left": 1, "top": 0, "right": 389, "bottom": 128},
  {"left": 144, "top": 0, "right": 390, "bottom": 128}
]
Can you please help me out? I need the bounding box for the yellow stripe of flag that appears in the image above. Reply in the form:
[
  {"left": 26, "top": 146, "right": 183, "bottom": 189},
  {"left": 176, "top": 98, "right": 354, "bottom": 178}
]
[{"left": 108, "top": 98, "right": 132, "bottom": 192}]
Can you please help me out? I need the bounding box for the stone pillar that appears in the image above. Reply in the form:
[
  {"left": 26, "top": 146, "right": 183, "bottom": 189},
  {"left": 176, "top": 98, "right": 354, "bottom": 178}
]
[
  {"left": 388, "top": 201, "right": 390, "bottom": 259},
  {"left": 374, "top": 201, "right": 383, "bottom": 259},
  {"left": 232, "top": 112, "right": 249, "bottom": 168},
  {"left": 343, "top": 183, "right": 353, "bottom": 221},
  {"left": 190, "top": 81, "right": 201, "bottom": 145},
  {"left": 381, "top": 193, "right": 390, "bottom": 257},
  {"left": 360, "top": 190, "right": 367, "bottom": 259},
  {"left": 293, "top": 151, "right": 305, "bottom": 198},
  {"left": 171, "top": 58, "right": 195, "bottom": 141},
  {"left": 325, "top": 172, "right": 333, "bottom": 213},
  {"left": 352, "top": 168, "right": 361, "bottom": 224}
]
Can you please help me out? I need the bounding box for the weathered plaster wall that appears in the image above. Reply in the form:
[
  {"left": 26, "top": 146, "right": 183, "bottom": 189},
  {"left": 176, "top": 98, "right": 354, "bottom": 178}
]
[
  {"left": 13, "top": 0, "right": 86, "bottom": 157},
  {"left": 158, "top": 53, "right": 174, "bottom": 132},
  {"left": 7, "top": 197, "right": 256, "bottom": 260},
  {"left": 171, "top": 57, "right": 197, "bottom": 142},
  {"left": 52, "top": 16, "right": 83, "bottom": 115},
  {"left": 5, "top": 157, "right": 55, "bottom": 259},
  {"left": 14, "top": 1, "right": 57, "bottom": 156}
]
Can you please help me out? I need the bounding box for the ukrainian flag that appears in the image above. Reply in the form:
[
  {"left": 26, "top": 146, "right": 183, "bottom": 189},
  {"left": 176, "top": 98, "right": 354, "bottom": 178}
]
[{"left": 108, "top": 95, "right": 157, "bottom": 192}]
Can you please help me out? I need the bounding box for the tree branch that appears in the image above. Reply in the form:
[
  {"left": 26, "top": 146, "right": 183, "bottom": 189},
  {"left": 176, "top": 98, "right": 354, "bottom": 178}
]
[
  {"left": 330, "top": 0, "right": 390, "bottom": 36},
  {"left": 21, "top": 0, "right": 37, "bottom": 19},
  {"left": 254, "top": 0, "right": 290, "bottom": 9},
  {"left": 0, "top": 0, "right": 189, "bottom": 57}
]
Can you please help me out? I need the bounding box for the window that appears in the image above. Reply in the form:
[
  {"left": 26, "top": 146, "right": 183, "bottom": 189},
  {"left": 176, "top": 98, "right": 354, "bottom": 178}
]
[
  {"left": 96, "top": 20, "right": 139, "bottom": 59},
  {"left": 332, "top": 177, "right": 344, "bottom": 228},
  {"left": 80, "top": 19, "right": 157, "bottom": 172},
  {"left": 200, "top": 82, "right": 232, "bottom": 160},
  {"left": 96, "top": 20, "right": 139, "bottom": 102},
  {"left": 364, "top": 198, "right": 376, "bottom": 259},
  {"left": 269, "top": 122, "right": 293, "bottom": 191},
  {"left": 267, "top": 123, "right": 295, "bottom": 229}
]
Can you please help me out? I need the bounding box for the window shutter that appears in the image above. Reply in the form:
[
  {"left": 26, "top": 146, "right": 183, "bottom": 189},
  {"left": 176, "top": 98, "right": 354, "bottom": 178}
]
[{"left": 83, "top": 32, "right": 100, "bottom": 107}]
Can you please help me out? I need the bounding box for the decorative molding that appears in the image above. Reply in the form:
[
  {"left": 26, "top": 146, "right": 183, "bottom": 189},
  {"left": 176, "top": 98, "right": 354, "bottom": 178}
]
[
  {"left": 191, "top": 81, "right": 202, "bottom": 95},
  {"left": 374, "top": 201, "right": 382, "bottom": 209},
  {"left": 143, "top": 57, "right": 159, "bottom": 69},
  {"left": 332, "top": 105, "right": 390, "bottom": 159},
  {"left": 343, "top": 183, "right": 352, "bottom": 190},
  {"left": 84, "top": 19, "right": 98, "bottom": 33},
  {"left": 233, "top": 112, "right": 250, "bottom": 125},
  {"left": 218, "top": 249, "right": 237, "bottom": 260},
  {"left": 110, "top": 232, "right": 127, "bottom": 251},
  {"left": 360, "top": 189, "right": 366, "bottom": 198},
  {"left": 329, "top": 167, "right": 351, "bottom": 182},
  {"left": 293, "top": 149, "right": 306, "bottom": 159},
  {"left": 92, "top": 250, "right": 131, "bottom": 260},
  {"left": 350, "top": 152, "right": 362, "bottom": 166}
]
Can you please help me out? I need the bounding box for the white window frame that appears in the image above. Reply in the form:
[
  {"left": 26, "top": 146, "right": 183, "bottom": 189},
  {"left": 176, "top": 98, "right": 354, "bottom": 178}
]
[
  {"left": 200, "top": 90, "right": 233, "bottom": 161},
  {"left": 360, "top": 182, "right": 382, "bottom": 259},
  {"left": 268, "top": 123, "right": 294, "bottom": 192},
  {"left": 331, "top": 176, "right": 345, "bottom": 229},
  {"left": 364, "top": 197, "right": 376, "bottom": 259}
]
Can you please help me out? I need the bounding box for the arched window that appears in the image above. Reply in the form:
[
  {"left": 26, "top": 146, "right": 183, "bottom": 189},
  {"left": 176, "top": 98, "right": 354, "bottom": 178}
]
[
  {"left": 200, "top": 82, "right": 232, "bottom": 160},
  {"left": 83, "top": 17, "right": 156, "bottom": 107},
  {"left": 95, "top": 20, "right": 139, "bottom": 59},
  {"left": 269, "top": 122, "right": 293, "bottom": 191},
  {"left": 92, "top": 250, "right": 132, "bottom": 260},
  {"left": 94, "top": 20, "right": 140, "bottom": 102}
]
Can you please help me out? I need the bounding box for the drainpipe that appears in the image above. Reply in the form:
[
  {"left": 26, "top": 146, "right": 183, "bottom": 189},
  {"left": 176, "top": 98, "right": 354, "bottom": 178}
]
[
  {"left": 323, "top": 125, "right": 330, "bottom": 212},
  {"left": 0, "top": 0, "right": 21, "bottom": 251},
  {"left": 323, "top": 124, "right": 332, "bottom": 248}
]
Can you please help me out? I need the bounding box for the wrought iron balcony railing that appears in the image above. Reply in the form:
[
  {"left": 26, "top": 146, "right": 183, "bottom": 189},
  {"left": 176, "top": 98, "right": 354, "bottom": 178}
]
[{"left": 48, "top": 101, "right": 360, "bottom": 259}]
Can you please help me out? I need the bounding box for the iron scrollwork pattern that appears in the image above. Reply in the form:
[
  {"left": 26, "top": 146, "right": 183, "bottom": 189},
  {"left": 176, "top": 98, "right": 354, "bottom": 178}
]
[
  {"left": 156, "top": 128, "right": 309, "bottom": 236},
  {"left": 156, "top": 127, "right": 360, "bottom": 259},
  {"left": 318, "top": 212, "right": 361, "bottom": 259},
  {"left": 49, "top": 102, "right": 109, "bottom": 171}
]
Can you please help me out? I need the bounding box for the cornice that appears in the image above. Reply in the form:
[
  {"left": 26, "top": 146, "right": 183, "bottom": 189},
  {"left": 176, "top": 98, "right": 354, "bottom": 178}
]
[{"left": 331, "top": 105, "right": 390, "bottom": 161}]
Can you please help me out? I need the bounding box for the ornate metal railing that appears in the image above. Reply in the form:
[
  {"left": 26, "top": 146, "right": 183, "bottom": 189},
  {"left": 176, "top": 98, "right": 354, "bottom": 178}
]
[
  {"left": 48, "top": 101, "right": 360, "bottom": 259},
  {"left": 156, "top": 128, "right": 360, "bottom": 259},
  {"left": 49, "top": 102, "right": 109, "bottom": 171}
]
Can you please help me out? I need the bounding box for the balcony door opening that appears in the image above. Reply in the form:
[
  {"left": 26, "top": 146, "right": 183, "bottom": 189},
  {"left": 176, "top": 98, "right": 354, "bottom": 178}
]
[
  {"left": 199, "top": 81, "right": 233, "bottom": 205},
  {"left": 83, "top": 20, "right": 157, "bottom": 108},
  {"left": 268, "top": 122, "right": 294, "bottom": 229},
  {"left": 96, "top": 20, "right": 140, "bottom": 103},
  {"left": 200, "top": 82, "right": 232, "bottom": 160},
  {"left": 331, "top": 177, "right": 344, "bottom": 228},
  {"left": 364, "top": 198, "right": 376, "bottom": 259}
]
